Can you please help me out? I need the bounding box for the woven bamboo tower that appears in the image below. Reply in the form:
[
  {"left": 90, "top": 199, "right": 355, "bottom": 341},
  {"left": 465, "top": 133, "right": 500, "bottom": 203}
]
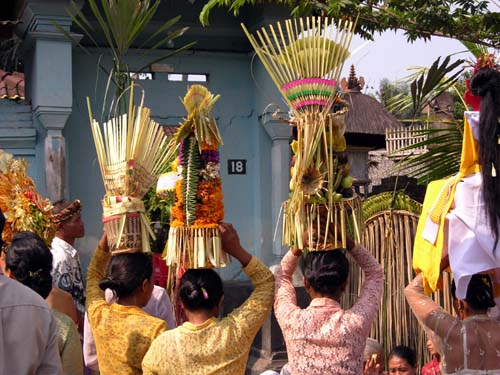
[
  {"left": 87, "top": 86, "right": 171, "bottom": 254},
  {"left": 242, "top": 17, "right": 362, "bottom": 250}
]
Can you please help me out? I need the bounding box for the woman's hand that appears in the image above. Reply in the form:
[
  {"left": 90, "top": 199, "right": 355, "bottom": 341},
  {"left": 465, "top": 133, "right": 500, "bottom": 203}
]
[
  {"left": 219, "top": 223, "right": 252, "bottom": 266},
  {"left": 364, "top": 355, "right": 382, "bottom": 375}
]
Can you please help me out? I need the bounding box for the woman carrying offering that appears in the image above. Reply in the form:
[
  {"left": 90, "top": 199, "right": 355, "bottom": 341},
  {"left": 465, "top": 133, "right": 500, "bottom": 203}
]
[
  {"left": 274, "top": 236, "right": 384, "bottom": 375},
  {"left": 86, "top": 233, "right": 167, "bottom": 375},
  {"left": 142, "top": 223, "right": 275, "bottom": 375},
  {"left": 405, "top": 272, "right": 500, "bottom": 374}
]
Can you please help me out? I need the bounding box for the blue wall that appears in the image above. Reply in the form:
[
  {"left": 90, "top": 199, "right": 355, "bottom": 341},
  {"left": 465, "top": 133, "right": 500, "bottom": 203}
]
[{"left": 65, "top": 48, "right": 283, "bottom": 278}]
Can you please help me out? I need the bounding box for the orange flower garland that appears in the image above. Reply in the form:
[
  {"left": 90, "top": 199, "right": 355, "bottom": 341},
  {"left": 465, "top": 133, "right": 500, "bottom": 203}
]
[{"left": 192, "top": 179, "right": 224, "bottom": 228}]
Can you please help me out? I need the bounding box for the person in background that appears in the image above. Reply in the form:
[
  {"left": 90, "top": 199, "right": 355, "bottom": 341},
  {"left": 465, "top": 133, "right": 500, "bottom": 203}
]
[
  {"left": 421, "top": 337, "right": 442, "bottom": 375},
  {"left": 83, "top": 284, "right": 176, "bottom": 371},
  {"left": 51, "top": 199, "right": 86, "bottom": 328},
  {"left": 387, "top": 346, "right": 418, "bottom": 375},
  {"left": 86, "top": 232, "right": 167, "bottom": 375},
  {"left": 363, "top": 338, "right": 385, "bottom": 375},
  {"left": 46, "top": 284, "right": 79, "bottom": 324},
  {"left": 0, "top": 209, "right": 62, "bottom": 375},
  {"left": 5, "top": 231, "right": 83, "bottom": 375},
  {"left": 142, "top": 223, "right": 275, "bottom": 375},
  {"left": 273, "top": 235, "right": 384, "bottom": 375}
]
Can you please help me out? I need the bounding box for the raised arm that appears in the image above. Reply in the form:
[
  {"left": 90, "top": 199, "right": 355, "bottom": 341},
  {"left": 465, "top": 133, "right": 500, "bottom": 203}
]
[
  {"left": 85, "top": 233, "right": 110, "bottom": 312},
  {"left": 349, "top": 243, "right": 384, "bottom": 326},
  {"left": 219, "top": 223, "right": 275, "bottom": 338},
  {"left": 273, "top": 249, "right": 302, "bottom": 329},
  {"left": 404, "top": 273, "right": 456, "bottom": 338}
]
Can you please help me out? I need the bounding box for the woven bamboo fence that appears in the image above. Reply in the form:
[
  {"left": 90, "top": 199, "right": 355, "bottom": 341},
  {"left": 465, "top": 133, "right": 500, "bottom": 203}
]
[
  {"left": 342, "top": 207, "right": 453, "bottom": 366},
  {"left": 386, "top": 125, "right": 428, "bottom": 158}
]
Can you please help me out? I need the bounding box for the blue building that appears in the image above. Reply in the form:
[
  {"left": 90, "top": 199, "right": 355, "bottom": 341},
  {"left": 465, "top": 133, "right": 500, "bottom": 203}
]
[{"left": 3, "top": 0, "right": 295, "bottom": 277}]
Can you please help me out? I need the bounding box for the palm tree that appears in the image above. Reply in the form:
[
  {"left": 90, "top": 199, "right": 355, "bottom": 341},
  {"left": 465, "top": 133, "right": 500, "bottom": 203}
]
[{"left": 387, "top": 43, "right": 488, "bottom": 184}]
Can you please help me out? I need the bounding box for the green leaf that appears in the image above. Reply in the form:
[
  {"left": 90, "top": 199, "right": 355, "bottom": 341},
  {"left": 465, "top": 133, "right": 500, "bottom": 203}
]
[
  {"left": 137, "top": 41, "right": 197, "bottom": 72},
  {"left": 138, "top": 15, "right": 182, "bottom": 50}
]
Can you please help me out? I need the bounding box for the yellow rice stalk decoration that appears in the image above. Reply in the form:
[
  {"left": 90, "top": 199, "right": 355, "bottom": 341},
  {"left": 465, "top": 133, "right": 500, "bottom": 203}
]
[
  {"left": 163, "top": 85, "right": 227, "bottom": 269},
  {"left": 242, "top": 17, "right": 362, "bottom": 251},
  {"left": 87, "top": 85, "right": 171, "bottom": 254}
]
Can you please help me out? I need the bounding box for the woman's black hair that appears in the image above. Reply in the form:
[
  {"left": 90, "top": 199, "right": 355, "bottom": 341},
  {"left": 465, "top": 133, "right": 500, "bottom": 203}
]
[
  {"left": 99, "top": 253, "right": 153, "bottom": 299},
  {"left": 179, "top": 269, "right": 224, "bottom": 312},
  {"left": 5, "top": 231, "right": 53, "bottom": 299},
  {"left": 451, "top": 274, "right": 496, "bottom": 311},
  {"left": 388, "top": 345, "right": 417, "bottom": 367},
  {"left": 300, "top": 250, "right": 349, "bottom": 298},
  {"left": 469, "top": 67, "right": 500, "bottom": 251}
]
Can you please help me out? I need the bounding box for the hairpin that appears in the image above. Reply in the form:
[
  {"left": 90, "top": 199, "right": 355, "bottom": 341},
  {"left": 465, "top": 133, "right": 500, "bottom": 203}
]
[{"left": 201, "top": 287, "right": 209, "bottom": 300}]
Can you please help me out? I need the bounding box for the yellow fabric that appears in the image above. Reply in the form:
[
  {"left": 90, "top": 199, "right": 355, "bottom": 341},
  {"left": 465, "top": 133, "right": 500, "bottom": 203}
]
[
  {"left": 86, "top": 247, "right": 167, "bottom": 375},
  {"left": 413, "top": 116, "right": 481, "bottom": 294},
  {"left": 142, "top": 256, "right": 275, "bottom": 375}
]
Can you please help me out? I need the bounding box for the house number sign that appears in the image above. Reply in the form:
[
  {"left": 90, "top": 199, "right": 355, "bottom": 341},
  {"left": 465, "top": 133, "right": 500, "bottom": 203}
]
[{"left": 228, "top": 159, "right": 246, "bottom": 175}]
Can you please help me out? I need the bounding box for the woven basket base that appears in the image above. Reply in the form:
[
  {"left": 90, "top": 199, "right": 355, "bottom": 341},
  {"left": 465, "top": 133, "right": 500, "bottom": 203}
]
[
  {"left": 104, "top": 214, "right": 144, "bottom": 255},
  {"left": 282, "top": 195, "right": 363, "bottom": 251}
]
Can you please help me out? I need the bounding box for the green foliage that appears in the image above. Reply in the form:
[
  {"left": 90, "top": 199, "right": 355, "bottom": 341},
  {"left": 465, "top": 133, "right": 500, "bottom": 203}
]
[
  {"left": 200, "top": 0, "right": 500, "bottom": 48},
  {"left": 393, "top": 124, "right": 464, "bottom": 184},
  {"left": 144, "top": 187, "right": 173, "bottom": 224},
  {"left": 384, "top": 51, "right": 480, "bottom": 183},
  {"left": 387, "top": 56, "right": 465, "bottom": 118},
  {"left": 55, "top": 0, "right": 195, "bottom": 111},
  {"left": 362, "top": 191, "right": 423, "bottom": 221},
  {"left": 182, "top": 136, "right": 201, "bottom": 226},
  {"left": 376, "top": 78, "right": 411, "bottom": 119}
]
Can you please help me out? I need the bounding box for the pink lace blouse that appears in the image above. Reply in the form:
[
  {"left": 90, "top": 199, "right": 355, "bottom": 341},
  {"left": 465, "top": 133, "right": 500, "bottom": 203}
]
[{"left": 274, "top": 245, "right": 384, "bottom": 375}]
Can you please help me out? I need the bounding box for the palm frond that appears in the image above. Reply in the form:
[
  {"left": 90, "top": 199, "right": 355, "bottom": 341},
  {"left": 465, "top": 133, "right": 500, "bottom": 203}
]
[
  {"left": 392, "top": 123, "right": 464, "bottom": 183},
  {"left": 411, "top": 56, "right": 464, "bottom": 116}
]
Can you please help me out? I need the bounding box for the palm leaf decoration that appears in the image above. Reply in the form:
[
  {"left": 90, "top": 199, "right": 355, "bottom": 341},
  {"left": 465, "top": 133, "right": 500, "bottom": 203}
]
[{"left": 55, "top": 0, "right": 195, "bottom": 110}]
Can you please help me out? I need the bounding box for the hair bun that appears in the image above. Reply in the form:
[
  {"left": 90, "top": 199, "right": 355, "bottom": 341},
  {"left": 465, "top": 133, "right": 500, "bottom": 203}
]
[
  {"left": 470, "top": 68, "right": 500, "bottom": 98},
  {"left": 99, "top": 277, "right": 125, "bottom": 295}
]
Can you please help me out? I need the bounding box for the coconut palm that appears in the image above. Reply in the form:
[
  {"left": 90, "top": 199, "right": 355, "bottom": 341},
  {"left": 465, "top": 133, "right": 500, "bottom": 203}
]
[{"left": 388, "top": 43, "right": 490, "bottom": 184}]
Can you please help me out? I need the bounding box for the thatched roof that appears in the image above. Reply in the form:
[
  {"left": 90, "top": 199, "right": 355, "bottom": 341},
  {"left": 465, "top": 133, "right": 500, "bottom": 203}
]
[{"left": 340, "top": 66, "right": 400, "bottom": 148}]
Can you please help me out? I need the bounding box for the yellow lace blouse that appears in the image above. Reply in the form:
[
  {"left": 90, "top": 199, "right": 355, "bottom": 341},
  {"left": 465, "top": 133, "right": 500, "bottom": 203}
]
[
  {"left": 142, "top": 256, "right": 274, "bottom": 375},
  {"left": 86, "top": 247, "right": 167, "bottom": 375}
]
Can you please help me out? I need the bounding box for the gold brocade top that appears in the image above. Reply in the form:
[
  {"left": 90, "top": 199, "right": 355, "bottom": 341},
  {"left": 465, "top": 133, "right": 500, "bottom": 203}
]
[
  {"left": 141, "top": 256, "right": 275, "bottom": 375},
  {"left": 86, "top": 247, "right": 167, "bottom": 375}
]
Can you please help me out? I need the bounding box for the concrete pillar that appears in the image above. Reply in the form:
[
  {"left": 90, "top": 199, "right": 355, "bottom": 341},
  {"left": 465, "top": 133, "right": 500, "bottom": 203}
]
[
  {"left": 261, "top": 112, "right": 292, "bottom": 259},
  {"left": 17, "top": 0, "right": 82, "bottom": 201}
]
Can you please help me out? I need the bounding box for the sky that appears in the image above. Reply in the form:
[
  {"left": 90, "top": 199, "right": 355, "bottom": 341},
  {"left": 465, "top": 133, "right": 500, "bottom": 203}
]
[{"left": 344, "top": 30, "right": 471, "bottom": 95}]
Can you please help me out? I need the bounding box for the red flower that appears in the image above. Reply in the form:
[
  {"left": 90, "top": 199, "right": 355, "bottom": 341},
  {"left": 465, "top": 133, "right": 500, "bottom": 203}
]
[{"left": 464, "top": 79, "right": 481, "bottom": 111}]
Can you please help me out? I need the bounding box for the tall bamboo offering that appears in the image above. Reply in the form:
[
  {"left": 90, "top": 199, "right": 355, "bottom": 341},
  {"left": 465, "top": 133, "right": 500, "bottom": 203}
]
[
  {"left": 163, "top": 85, "right": 227, "bottom": 269},
  {"left": 242, "top": 17, "right": 362, "bottom": 251},
  {"left": 87, "top": 87, "right": 171, "bottom": 254}
]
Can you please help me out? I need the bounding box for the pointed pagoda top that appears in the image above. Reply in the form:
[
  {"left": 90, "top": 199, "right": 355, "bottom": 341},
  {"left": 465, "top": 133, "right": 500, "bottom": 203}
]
[
  {"left": 341, "top": 65, "right": 365, "bottom": 92},
  {"left": 340, "top": 65, "right": 400, "bottom": 142}
]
